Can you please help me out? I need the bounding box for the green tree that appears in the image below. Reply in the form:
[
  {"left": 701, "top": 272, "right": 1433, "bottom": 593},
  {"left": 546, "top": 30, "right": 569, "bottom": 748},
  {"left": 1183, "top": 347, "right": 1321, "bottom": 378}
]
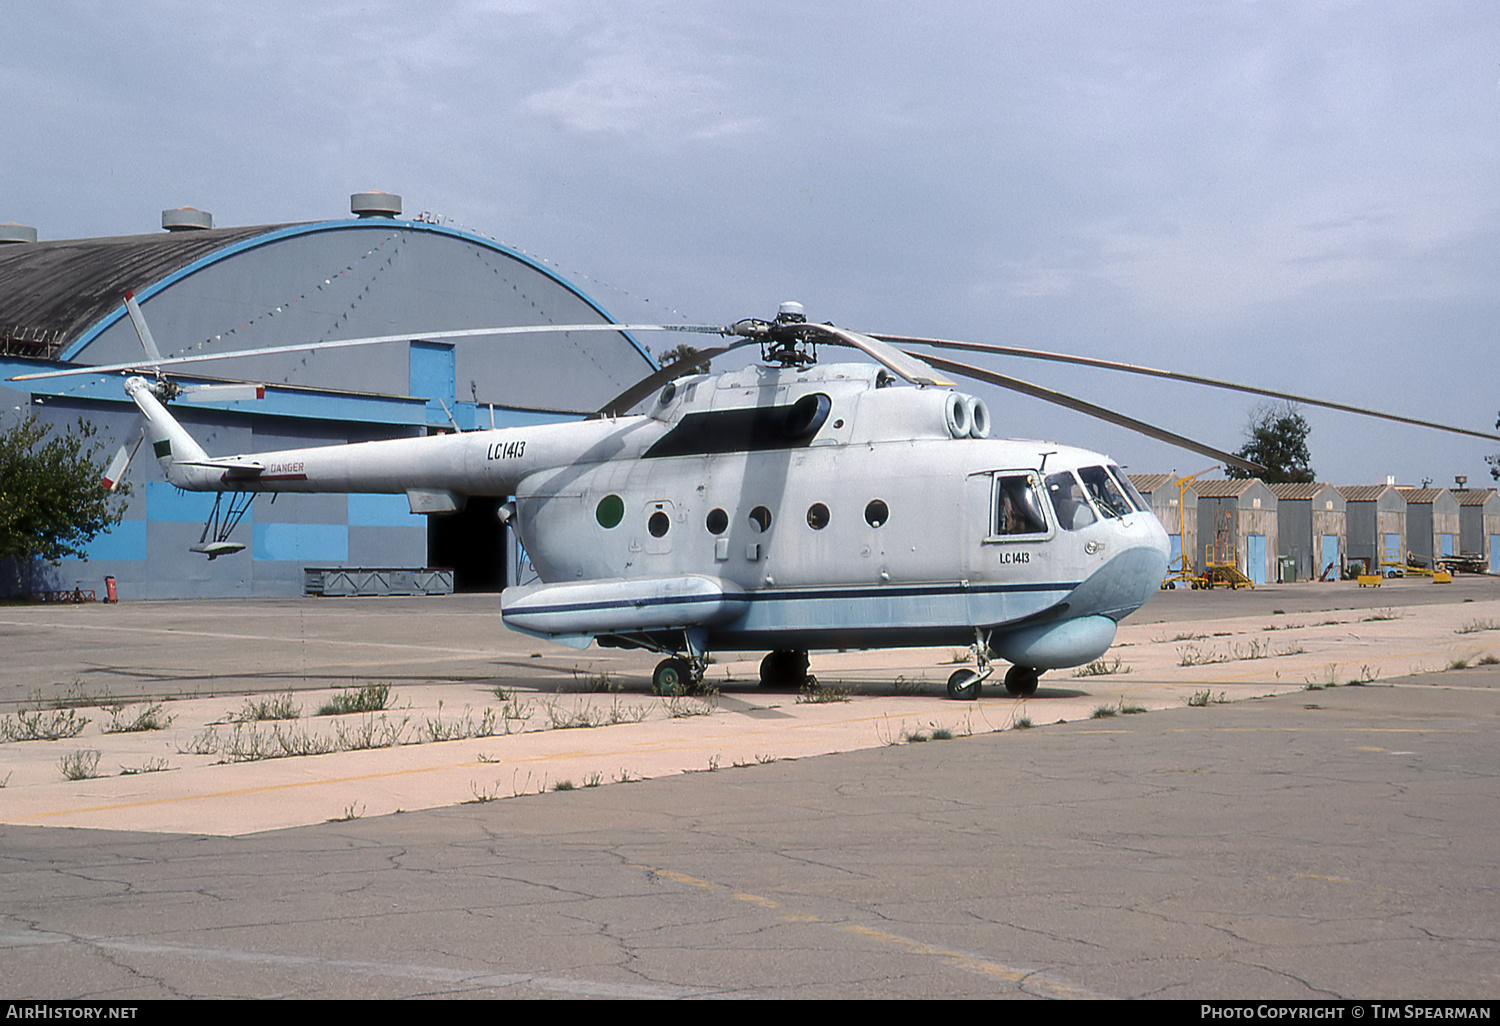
[
  {"left": 1225, "top": 403, "right": 1315, "bottom": 483},
  {"left": 1488, "top": 411, "right": 1499, "bottom": 481},
  {"left": 0, "top": 413, "right": 129, "bottom": 564}
]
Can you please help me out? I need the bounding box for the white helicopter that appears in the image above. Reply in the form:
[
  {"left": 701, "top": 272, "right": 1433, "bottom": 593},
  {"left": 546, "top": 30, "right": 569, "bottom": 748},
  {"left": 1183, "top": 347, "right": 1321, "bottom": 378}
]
[{"left": 15, "top": 300, "right": 1500, "bottom": 699}]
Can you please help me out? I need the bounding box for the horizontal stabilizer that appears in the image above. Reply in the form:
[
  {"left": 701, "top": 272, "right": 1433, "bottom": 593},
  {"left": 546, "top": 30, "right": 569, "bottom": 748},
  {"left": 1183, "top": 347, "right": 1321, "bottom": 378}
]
[{"left": 189, "top": 541, "right": 246, "bottom": 559}]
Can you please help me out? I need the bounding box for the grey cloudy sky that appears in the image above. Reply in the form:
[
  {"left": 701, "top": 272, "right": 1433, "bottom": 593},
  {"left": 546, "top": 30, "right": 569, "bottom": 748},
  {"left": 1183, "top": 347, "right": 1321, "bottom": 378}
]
[{"left": 6, "top": 0, "right": 1499, "bottom": 484}]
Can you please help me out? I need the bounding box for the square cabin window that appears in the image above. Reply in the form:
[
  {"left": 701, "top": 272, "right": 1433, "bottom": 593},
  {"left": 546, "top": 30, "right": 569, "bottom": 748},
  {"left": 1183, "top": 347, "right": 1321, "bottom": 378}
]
[{"left": 991, "top": 474, "right": 1050, "bottom": 539}]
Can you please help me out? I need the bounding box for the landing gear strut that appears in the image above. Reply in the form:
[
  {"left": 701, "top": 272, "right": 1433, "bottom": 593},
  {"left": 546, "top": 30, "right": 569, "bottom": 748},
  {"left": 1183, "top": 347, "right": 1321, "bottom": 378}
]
[
  {"left": 946, "top": 629, "right": 995, "bottom": 700},
  {"left": 651, "top": 630, "right": 712, "bottom": 696},
  {"left": 652, "top": 657, "right": 696, "bottom": 696}
]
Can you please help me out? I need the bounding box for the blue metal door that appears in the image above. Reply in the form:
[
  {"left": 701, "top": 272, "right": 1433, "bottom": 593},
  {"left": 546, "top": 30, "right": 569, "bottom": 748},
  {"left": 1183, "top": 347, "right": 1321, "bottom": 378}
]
[
  {"left": 1321, "top": 534, "right": 1339, "bottom": 580},
  {"left": 1247, "top": 533, "right": 1266, "bottom": 585},
  {"left": 1491, "top": 536, "right": 1500, "bottom": 574}
]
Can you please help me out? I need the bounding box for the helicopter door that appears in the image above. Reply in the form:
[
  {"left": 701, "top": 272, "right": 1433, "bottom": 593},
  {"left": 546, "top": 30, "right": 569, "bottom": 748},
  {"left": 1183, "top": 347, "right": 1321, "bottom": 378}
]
[{"left": 644, "top": 500, "right": 676, "bottom": 555}]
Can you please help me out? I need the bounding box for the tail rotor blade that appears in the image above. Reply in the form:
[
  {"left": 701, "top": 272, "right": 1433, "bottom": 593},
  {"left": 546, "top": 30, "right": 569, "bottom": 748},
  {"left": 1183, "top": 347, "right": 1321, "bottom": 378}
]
[
  {"left": 122, "top": 291, "right": 164, "bottom": 364},
  {"left": 100, "top": 428, "right": 145, "bottom": 492}
]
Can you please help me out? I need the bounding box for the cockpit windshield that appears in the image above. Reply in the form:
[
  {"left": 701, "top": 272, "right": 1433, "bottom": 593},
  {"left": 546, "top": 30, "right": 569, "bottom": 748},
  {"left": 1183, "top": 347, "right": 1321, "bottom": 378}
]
[
  {"left": 1045, "top": 471, "right": 1098, "bottom": 531},
  {"left": 1078, "top": 465, "right": 1135, "bottom": 519},
  {"left": 1108, "top": 465, "right": 1149, "bottom": 513}
]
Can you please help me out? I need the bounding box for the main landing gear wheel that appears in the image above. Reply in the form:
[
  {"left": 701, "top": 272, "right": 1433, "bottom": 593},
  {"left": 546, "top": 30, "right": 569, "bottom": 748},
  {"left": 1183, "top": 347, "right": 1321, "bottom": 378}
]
[
  {"left": 759, "top": 649, "right": 811, "bottom": 690},
  {"left": 946, "top": 669, "right": 981, "bottom": 701},
  {"left": 652, "top": 657, "right": 693, "bottom": 696},
  {"left": 1004, "top": 665, "right": 1040, "bottom": 697}
]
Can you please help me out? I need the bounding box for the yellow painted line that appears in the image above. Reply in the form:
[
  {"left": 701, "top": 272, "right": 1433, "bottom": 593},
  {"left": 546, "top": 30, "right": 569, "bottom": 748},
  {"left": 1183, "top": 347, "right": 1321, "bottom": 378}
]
[
  {"left": 635, "top": 863, "right": 1099, "bottom": 998},
  {"left": 1296, "top": 874, "right": 1355, "bottom": 884}
]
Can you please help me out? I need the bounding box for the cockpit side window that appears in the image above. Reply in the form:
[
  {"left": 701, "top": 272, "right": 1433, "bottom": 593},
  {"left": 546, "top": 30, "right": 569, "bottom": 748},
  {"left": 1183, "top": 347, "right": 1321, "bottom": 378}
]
[
  {"left": 1045, "top": 471, "right": 1098, "bottom": 531},
  {"left": 991, "top": 474, "right": 1049, "bottom": 537},
  {"left": 1078, "top": 465, "right": 1134, "bottom": 519}
]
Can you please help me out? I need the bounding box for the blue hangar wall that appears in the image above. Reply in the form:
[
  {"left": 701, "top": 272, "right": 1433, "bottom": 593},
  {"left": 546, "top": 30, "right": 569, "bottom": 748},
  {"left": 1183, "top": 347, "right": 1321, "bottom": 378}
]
[{"left": 0, "top": 214, "right": 656, "bottom": 599}]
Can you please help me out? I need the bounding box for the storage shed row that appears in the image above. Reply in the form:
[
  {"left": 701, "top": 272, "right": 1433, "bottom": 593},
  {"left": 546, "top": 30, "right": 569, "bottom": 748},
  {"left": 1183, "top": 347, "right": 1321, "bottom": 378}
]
[{"left": 1130, "top": 475, "right": 1500, "bottom": 583}]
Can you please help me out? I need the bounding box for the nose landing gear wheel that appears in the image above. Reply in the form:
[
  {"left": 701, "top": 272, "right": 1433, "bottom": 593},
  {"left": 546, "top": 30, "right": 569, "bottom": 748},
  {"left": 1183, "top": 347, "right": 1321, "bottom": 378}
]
[
  {"left": 946, "top": 669, "right": 981, "bottom": 701},
  {"left": 1004, "top": 665, "right": 1040, "bottom": 697},
  {"left": 652, "top": 657, "right": 693, "bottom": 696}
]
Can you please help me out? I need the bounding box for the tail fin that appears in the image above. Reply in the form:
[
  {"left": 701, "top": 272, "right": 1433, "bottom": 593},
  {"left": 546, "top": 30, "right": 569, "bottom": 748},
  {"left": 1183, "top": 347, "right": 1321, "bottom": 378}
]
[{"left": 124, "top": 376, "right": 211, "bottom": 487}]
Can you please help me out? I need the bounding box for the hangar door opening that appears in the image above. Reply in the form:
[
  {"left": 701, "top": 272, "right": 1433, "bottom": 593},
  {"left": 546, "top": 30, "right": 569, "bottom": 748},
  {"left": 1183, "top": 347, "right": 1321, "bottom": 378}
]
[{"left": 427, "top": 498, "right": 507, "bottom": 592}]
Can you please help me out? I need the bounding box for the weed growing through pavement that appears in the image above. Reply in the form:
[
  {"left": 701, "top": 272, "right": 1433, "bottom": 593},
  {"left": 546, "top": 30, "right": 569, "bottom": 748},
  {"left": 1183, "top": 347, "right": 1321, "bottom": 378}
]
[
  {"left": 796, "top": 682, "right": 854, "bottom": 703},
  {"left": 1480, "top": 654, "right": 1500, "bottom": 666},
  {"left": 328, "top": 803, "right": 364, "bottom": 822},
  {"left": 1363, "top": 607, "right": 1402, "bottom": 622},
  {"left": 59, "top": 750, "right": 101, "bottom": 780},
  {"left": 571, "top": 669, "right": 622, "bottom": 693},
  {"left": 1074, "top": 656, "right": 1130, "bottom": 677},
  {"left": 1456, "top": 619, "right": 1500, "bottom": 634},
  {"left": 333, "top": 714, "right": 411, "bottom": 750},
  {"left": 663, "top": 694, "right": 716, "bottom": 718},
  {"left": 1186, "top": 689, "right": 1229, "bottom": 707},
  {"left": 1448, "top": 657, "right": 1472, "bottom": 670},
  {"left": 101, "top": 702, "right": 174, "bottom": 734},
  {"left": 235, "top": 694, "right": 301, "bottom": 721},
  {"left": 118, "top": 758, "right": 171, "bottom": 776},
  {"left": 466, "top": 781, "right": 501, "bottom": 804},
  {"left": 553, "top": 779, "right": 576, "bottom": 791},
  {"left": 1090, "top": 704, "right": 1119, "bottom": 719},
  {"left": 316, "top": 683, "right": 392, "bottom": 716},
  {"left": 418, "top": 703, "right": 499, "bottom": 743},
  {"left": 1178, "top": 638, "right": 1305, "bottom": 666},
  {"left": 0, "top": 708, "right": 91, "bottom": 742},
  {"left": 179, "top": 728, "right": 222, "bottom": 756},
  {"left": 217, "top": 722, "right": 336, "bottom": 762},
  {"left": 891, "top": 676, "right": 926, "bottom": 695},
  {"left": 38, "top": 680, "right": 111, "bottom": 710}
]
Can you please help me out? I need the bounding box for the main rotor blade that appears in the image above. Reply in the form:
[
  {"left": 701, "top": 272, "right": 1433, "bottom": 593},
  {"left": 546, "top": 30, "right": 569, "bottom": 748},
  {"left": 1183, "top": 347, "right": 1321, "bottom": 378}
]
[
  {"left": 7, "top": 322, "right": 729, "bottom": 382},
  {"left": 877, "top": 333, "right": 1500, "bottom": 444},
  {"left": 917, "top": 352, "right": 1264, "bottom": 474},
  {"left": 796, "top": 324, "right": 955, "bottom": 387},
  {"left": 592, "top": 339, "right": 758, "bottom": 418}
]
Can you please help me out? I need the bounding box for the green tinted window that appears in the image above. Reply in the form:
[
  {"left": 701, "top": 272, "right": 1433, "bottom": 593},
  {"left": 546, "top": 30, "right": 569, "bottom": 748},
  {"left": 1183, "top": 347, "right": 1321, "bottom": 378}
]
[{"left": 596, "top": 494, "right": 625, "bottom": 528}]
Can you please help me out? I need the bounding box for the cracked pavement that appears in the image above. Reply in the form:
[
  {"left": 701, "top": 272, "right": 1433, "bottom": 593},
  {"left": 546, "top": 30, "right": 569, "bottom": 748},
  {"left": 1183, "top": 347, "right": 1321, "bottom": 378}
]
[{"left": 1, "top": 581, "right": 1498, "bottom": 998}]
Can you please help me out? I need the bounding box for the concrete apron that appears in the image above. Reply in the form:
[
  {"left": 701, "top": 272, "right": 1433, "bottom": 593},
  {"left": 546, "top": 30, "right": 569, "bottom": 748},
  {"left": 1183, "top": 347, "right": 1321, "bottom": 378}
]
[{"left": 2, "top": 593, "right": 1496, "bottom": 836}]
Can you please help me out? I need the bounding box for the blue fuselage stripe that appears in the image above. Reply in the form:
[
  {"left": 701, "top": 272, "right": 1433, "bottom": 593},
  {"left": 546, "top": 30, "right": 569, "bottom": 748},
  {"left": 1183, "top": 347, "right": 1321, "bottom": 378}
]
[{"left": 507, "top": 580, "right": 1080, "bottom": 618}]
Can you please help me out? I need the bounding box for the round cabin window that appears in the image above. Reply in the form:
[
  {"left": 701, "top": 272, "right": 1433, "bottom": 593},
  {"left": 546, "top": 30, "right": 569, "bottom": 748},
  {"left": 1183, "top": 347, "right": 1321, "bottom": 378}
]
[
  {"left": 807, "top": 503, "right": 830, "bottom": 530},
  {"left": 596, "top": 494, "right": 625, "bottom": 529},
  {"left": 749, "top": 506, "right": 773, "bottom": 533},
  {"left": 648, "top": 511, "right": 670, "bottom": 538},
  {"left": 706, "top": 508, "right": 728, "bottom": 535},
  {"left": 865, "top": 499, "right": 889, "bottom": 528}
]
